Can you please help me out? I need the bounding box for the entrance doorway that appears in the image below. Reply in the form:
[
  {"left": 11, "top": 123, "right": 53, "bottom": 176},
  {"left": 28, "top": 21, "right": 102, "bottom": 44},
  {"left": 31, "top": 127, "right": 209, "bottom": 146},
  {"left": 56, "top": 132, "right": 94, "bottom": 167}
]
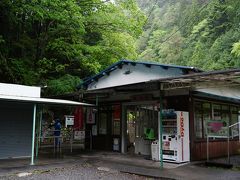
[
  {"left": 124, "top": 104, "right": 159, "bottom": 156},
  {"left": 92, "top": 105, "right": 121, "bottom": 152}
]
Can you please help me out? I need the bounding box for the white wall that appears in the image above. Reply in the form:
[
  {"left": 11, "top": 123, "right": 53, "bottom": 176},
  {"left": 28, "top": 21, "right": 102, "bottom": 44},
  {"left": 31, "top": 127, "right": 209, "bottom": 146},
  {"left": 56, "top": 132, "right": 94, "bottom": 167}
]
[{"left": 88, "top": 64, "right": 184, "bottom": 90}]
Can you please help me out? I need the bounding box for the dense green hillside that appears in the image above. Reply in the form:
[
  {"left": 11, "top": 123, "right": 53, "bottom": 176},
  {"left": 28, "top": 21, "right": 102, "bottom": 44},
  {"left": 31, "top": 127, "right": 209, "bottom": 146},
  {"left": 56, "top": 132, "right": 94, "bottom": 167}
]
[
  {"left": 136, "top": 0, "right": 240, "bottom": 70},
  {"left": 0, "top": 0, "right": 239, "bottom": 95}
]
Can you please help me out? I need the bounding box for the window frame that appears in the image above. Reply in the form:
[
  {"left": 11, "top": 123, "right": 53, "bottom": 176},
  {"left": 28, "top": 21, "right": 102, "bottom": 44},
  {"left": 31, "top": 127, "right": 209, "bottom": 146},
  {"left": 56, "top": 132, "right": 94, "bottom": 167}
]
[{"left": 193, "top": 98, "right": 240, "bottom": 140}]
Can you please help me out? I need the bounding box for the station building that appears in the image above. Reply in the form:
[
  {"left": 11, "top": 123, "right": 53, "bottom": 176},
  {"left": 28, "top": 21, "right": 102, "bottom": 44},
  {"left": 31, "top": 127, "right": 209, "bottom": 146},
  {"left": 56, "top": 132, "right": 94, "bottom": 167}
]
[{"left": 79, "top": 60, "right": 240, "bottom": 161}]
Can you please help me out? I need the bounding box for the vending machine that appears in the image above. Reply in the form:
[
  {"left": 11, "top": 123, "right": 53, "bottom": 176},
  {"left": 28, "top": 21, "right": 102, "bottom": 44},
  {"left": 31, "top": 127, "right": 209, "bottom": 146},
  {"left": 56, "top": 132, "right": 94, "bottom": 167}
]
[{"left": 161, "top": 110, "right": 190, "bottom": 163}]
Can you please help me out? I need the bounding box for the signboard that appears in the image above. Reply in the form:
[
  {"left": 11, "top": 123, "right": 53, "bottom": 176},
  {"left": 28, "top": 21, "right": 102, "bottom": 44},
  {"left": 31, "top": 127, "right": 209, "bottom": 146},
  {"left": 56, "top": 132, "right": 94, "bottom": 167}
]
[
  {"left": 65, "top": 115, "right": 74, "bottom": 127},
  {"left": 74, "top": 130, "right": 85, "bottom": 140},
  {"left": 206, "top": 120, "right": 228, "bottom": 138}
]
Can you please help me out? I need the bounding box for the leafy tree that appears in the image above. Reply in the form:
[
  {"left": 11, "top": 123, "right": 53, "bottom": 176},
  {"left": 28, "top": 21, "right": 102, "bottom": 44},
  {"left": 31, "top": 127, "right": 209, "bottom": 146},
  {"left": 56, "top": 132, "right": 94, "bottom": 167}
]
[
  {"left": 232, "top": 42, "right": 240, "bottom": 58},
  {"left": 0, "top": 0, "right": 145, "bottom": 95}
]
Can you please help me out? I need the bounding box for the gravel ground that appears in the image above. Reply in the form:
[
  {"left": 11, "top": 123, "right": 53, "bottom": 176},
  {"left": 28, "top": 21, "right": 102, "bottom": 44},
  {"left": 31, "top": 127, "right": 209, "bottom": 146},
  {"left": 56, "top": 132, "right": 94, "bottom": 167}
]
[{"left": 0, "top": 162, "right": 153, "bottom": 180}]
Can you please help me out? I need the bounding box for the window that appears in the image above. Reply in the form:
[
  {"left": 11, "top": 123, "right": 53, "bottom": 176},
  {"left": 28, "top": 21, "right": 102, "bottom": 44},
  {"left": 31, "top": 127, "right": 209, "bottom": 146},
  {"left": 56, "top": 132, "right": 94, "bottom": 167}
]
[
  {"left": 194, "top": 100, "right": 239, "bottom": 139},
  {"left": 194, "top": 102, "right": 203, "bottom": 138},
  {"left": 230, "top": 106, "right": 239, "bottom": 138},
  {"left": 231, "top": 106, "right": 239, "bottom": 125},
  {"left": 212, "top": 104, "right": 221, "bottom": 121},
  {"left": 202, "top": 103, "right": 211, "bottom": 137},
  {"left": 222, "top": 105, "right": 230, "bottom": 127},
  {"left": 99, "top": 113, "right": 107, "bottom": 135}
]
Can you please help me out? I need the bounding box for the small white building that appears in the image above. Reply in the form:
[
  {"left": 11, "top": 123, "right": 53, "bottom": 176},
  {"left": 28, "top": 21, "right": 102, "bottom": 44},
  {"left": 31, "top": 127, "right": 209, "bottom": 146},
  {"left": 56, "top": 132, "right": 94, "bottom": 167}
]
[{"left": 0, "top": 83, "right": 91, "bottom": 164}]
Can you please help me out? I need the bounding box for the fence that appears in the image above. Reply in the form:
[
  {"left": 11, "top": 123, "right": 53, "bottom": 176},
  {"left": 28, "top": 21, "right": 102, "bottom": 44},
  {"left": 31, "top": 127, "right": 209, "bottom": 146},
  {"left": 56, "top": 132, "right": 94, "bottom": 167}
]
[
  {"left": 36, "top": 129, "right": 92, "bottom": 157},
  {"left": 206, "top": 121, "right": 240, "bottom": 164}
]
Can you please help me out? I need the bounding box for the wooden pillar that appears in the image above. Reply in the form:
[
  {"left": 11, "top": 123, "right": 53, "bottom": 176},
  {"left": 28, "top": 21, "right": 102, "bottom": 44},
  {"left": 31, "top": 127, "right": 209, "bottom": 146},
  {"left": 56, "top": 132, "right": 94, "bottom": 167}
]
[{"left": 188, "top": 91, "right": 195, "bottom": 161}]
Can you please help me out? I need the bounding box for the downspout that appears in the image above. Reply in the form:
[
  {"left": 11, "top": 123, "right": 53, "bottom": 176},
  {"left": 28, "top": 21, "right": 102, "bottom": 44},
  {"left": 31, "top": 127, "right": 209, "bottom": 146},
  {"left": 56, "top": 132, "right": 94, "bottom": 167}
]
[{"left": 30, "top": 104, "right": 37, "bottom": 165}]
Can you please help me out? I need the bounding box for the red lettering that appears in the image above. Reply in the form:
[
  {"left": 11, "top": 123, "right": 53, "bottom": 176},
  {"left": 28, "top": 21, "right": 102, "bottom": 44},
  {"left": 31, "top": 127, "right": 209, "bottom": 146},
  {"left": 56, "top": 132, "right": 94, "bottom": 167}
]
[{"left": 180, "top": 113, "right": 184, "bottom": 137}]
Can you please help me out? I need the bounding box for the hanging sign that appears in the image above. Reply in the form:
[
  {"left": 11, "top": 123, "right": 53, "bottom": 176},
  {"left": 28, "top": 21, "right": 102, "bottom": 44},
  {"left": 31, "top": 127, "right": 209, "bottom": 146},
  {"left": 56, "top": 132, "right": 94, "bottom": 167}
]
[
  {"left": 65, "top": 115, "right": 74, "bottom": 127},
  {"left": 86, "top": 108, "right": 96, "bottom": 124}
]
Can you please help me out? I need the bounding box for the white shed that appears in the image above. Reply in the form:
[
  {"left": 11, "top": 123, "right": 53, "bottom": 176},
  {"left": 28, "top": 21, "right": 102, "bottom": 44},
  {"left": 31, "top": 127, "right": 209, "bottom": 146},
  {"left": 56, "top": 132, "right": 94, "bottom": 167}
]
[{"left": 0, "top": 83, "right": 92, "bottom": 164}]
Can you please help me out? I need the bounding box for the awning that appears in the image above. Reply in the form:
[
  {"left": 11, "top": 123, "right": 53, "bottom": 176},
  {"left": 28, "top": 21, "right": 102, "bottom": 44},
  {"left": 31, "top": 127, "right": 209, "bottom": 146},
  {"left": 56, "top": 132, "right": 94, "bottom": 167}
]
[{"left": 0, "top": 94, "right": 93, "bottom": 106}]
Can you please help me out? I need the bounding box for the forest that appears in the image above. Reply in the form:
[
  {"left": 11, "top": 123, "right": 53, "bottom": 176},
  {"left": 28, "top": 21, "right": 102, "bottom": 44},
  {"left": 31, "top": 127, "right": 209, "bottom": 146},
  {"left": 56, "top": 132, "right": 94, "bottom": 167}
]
[
  {"left": 0, "top": 0, "right": 239, "bottom": 95},
  {"left": 137, "top": 0, "right": 240, "bottom": 70}
]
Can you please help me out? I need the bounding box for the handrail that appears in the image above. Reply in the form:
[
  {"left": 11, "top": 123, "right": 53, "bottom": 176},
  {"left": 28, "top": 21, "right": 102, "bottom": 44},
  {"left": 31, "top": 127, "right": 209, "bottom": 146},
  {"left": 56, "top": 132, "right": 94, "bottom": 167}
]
[
  {"left": 228, "top": 121, "right": 240, "bottom": 141},
  {"left": 229, "top": 121, "right": 240, "bottom": 128}
]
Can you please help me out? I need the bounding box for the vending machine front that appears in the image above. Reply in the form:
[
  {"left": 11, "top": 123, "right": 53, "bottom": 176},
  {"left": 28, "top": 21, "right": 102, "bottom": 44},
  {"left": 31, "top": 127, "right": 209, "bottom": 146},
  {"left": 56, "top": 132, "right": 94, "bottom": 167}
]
[{"left": 161, "top": 110, "right": 190, "bottom": 163}]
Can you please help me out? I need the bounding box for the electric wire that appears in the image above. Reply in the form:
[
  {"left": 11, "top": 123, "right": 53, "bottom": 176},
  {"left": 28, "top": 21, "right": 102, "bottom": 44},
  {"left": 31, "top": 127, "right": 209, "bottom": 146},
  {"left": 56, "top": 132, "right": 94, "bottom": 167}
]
[
  {"left": 142, "top": 0, "right": 158, "bottom": 29},
  {"left": 159, "top": 2, "right": 210, "bottom": 45}
]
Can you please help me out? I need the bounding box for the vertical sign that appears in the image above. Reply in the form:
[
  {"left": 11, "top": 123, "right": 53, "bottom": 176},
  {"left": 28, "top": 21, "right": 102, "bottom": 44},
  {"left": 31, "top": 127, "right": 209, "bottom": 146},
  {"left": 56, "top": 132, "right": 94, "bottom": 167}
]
[
  {"left": 180, "top": 112, "right": 184, "bottom": 137},
  {"left": 180, "top": 112, "right": 184, "bottom": 161}
]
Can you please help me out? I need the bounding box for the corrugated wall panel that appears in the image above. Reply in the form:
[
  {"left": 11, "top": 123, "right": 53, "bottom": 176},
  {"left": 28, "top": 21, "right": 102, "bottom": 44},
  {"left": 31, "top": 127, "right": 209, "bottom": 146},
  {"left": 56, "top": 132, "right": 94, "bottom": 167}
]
[{"left": 0, "top": 102, "right": 33, "bottom": 159}]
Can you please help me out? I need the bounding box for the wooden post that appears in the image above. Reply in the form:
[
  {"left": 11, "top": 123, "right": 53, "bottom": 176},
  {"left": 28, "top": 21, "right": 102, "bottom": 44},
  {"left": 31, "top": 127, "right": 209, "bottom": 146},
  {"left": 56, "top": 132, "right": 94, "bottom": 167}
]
[{"left": 159, "top": 87, "right": 163, "bottom": 168}]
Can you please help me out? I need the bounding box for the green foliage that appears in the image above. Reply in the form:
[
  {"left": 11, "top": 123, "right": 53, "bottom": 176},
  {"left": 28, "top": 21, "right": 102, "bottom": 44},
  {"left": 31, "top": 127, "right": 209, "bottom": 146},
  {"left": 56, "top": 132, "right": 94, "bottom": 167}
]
[
  {"left": 137, "top": 0, "right": 240, "bottom": 70},
  {"left": 45, "top": 74, "right": 81, "bottom": 95},
  {"left": 232, "top": 42, "right": 240, "bottom": 57},
  {"left": 0, "top": 0, "right": 145, "bottom": 95},
  {"left": 3, "top": 0, "right": 239, "bottom": 96}
]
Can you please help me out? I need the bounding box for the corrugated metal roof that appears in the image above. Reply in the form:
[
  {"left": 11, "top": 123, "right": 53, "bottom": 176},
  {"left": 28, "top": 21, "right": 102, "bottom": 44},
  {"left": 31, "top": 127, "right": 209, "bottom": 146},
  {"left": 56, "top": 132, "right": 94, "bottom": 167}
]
[
  {"left": 0, "top": 94, "right": 93, "bottom": 106},
  {"left": 78, "top": 59, "right": 202, "bottom": 89}
]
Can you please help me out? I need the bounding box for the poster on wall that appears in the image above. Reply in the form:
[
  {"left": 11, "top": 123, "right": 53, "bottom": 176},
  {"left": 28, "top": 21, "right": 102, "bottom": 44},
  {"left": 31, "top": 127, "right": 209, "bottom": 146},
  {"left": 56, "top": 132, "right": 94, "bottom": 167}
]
[
  {"left": 86, "top": 107, "right": 95, "bottom": 124},
  {"left": 74, "top": 130, "right": 85, "bottom": 140}
]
